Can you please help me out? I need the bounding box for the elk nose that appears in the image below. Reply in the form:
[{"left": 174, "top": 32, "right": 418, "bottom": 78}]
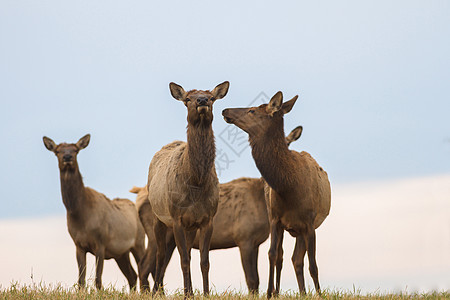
[
  {"left": 197, "top": 97, "right": 207, "bottom": 106},
  {"left": 63, "top": 154, "right": 72, "bottom": 162}
]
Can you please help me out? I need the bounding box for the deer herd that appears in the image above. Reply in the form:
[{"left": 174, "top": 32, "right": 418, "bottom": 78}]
[{"left": 43, "top": 82, "right": 331, "bottom": 298}]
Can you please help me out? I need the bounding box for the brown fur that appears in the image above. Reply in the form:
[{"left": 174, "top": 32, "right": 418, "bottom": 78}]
[
  {"left": 133, "top": 126, "right": 303, "bottom": 293},
  {"left": 146, "top": 81, "right": 229, "bottom": 297},
  {"left": 43, "top": 134, "right": 146, "bottom": 290},
  {"left": 133, "top": 178, "right": 266, "bottom": 293},
  {"left": 131, "top": 186, "right": 176, "bottom": 292},
  {"left": 222, "top": 92, "right": 331, "bottom": 296}
]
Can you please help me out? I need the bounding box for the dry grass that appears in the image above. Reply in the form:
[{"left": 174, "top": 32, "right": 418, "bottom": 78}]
[{"left": 0, "top": 282, "right": 448, "bottom": 300}]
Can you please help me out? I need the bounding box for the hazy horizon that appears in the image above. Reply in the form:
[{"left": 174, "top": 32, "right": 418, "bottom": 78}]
[{"left": 1, "top": 174, "right": 449, "bottom": 293}]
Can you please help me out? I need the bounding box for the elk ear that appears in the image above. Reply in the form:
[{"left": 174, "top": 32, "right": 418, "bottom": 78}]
[
  {"left": 282, "top": 95, "right": 298, "bottom": 114},
  {"left": 286, "top": 126, "right": 303, "bottom": 146},
  {"left": 211, "top": 81, "right": 229, "bottom": 100},
  {"left": 43, "top": 136, "right": 56, "bottom": 152},
  {"left": 129, "top": 186, "right": 143, "bottom": 194},
  {"left": 76, "top": 134, "right": 90, "bottom": 150},
  {"left": 169, "top": 82, "right": 186, "bottom": 101},
  {"left": 266, "top": 91, "right": 283, "bottom": 116}
]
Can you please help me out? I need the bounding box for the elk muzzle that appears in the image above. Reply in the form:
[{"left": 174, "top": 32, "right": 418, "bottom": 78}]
[
  {"left": 63, "top": 154, "right": 73, "bottom": 162},
  {"left": 222, "top": 108, "right": 241, "bottom": 124}
]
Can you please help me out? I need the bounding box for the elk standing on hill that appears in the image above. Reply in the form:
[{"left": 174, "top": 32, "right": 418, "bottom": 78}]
[
  {"left": 222, "top": 93, "right": 331, "bottom": 297},
  {"left": 43, "top": 134, "right": 146, "bottom": 290},
  {"left": 146, "top": 82, "right": 229, "bottom": 297}
]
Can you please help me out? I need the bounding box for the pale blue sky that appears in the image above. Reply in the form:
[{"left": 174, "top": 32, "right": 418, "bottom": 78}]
[{"left": 1, "top": 0, "right": 449, "bottom": 218}]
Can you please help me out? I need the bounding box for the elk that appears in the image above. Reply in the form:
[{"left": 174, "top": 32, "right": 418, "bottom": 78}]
[
  {"left": 146, "top": 82, "right": 229, "bottom": 297},
  {"left": 132, "top": 126, "right": 303, "bottom": 293},
  {"left": 222, "top": 92, "right": 331, "bottom": 297},
  {"left": 43, "top": 134, "right": 146, "bottom": 290}
]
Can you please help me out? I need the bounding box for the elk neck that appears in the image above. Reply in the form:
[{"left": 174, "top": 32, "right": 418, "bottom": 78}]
[
  {"left": 249, "top": 119, "right": 295, "bottom": 194},
  {"left": 59, "top": 165, "right": 86, "bottom": 216},
  {"left": 184, "top": 119, "right": 216, "bottom": 186}
]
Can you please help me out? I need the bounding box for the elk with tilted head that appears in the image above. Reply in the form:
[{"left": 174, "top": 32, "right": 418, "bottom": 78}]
[
  {"left": 222, "top": 93, "right": 331, "bottom": 297},
  {"left": 43, "top": 134, "right": 146, "bottom": 290},
  {"left": 133, "top": 126, "right": 303, "bottom": 294},
  {"left": 146, "top": 81, "right": 229, "bottom": 297}
]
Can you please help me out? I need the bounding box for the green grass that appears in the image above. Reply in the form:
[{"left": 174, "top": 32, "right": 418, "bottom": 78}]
[{"left": 0, "top": 283, "right": 448, "bottom": 300}]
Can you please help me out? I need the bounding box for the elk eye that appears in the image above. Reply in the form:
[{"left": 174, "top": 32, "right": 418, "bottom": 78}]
[
  {"left": 248, "top": 109, "right": 255, "bottom": 114},
  {"left": 185, "top": 98, "right": 191, "bottom": 102}
]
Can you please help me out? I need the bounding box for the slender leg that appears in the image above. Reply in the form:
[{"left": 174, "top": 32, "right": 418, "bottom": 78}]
[
  {"left": 138, "top": 244, "right": 154, "bottom": 292},
  {"left": 161, "top": 231, "right": 176, "bottom": 280},
  {"left": 291, "top": 236, "right": 307, "bottom": 294},
  {"left": 253, "top": 246, "right": 260, "bottom": 293},
  {"left": 198, "top": 222, "right": 213, "bottom": 296},
  {"left": 306, "top": 227, "right": 321, "bottom": 294},
  {"left": 186, "top": 229, "right": 197, "bottom": 295},
  {"left": 238, "top": 243, "right": 259, "bottom": 294},
  {"left": 76, "top": 247, "right": 86, "bottom": 289},
  {"left": 267, "top": 220, "right": 283, "bottom": 298},
  {"left": 152, "top": 219, "right": 167, "bottom": 294},
  {"left": 137, "top": 200, "right": 155, "bottom": 292},
  {"left": 138, "top": 229, "right": 169, "bottom": 289},
  {"left": 143, "top": 231, "right": 176, "bottom": 292},
  {"left": 275, "top": 229, "right": 284, "bottom": 296},
  {"left": 95, "top": 247, "right": 105, "bottom": 290},
  {"left": 131, "top": 239, "right": 146, "bottom": 292},
  {"left": 115, "top": 253, "right": 137, "bottom": 290},
  {"left": 173, "top": 223, "right": 193, "bottom": 298}
]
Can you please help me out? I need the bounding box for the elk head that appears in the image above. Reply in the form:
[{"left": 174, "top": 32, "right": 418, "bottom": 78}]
[
  {"left": 222, "top": 91, "right": 298, "bottom": 137},
  {"left": 43, "top": 134, "right": 90, "bottom": 172},
  {"left": 169, "top": 81, "right": 230, "bottom": 126}
]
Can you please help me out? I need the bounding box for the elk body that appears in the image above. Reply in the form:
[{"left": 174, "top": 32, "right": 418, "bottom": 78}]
[
  {"left": 132, "top": 126, "right": 303, "bottom": 294},
  {"left": 146, "top": 82, "right": 229, "bottom": 297},
  {"left": 43, "top": 134, "right": 146, "bottom": 290},
  {"left": 222, "top": 93, "right": 331, "bottom": 297}
]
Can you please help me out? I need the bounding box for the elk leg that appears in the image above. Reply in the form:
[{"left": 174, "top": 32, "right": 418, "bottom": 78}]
[
  {"left": 95, "top": 247, "right": 105, "bottom": 289},
  {"left": 131, "top": 241, "right": 146, "bottom": 292},
  {"left": 186, "top": 229, "right": 197, "bottom": 294},
  {"left": 138, "top": 226, "right": 162, "bottom": 288},
  {"left": 267, "top": 220, "right": 283, "bottom": 298},
  {"left": 306, "top": 227, "right": 321, "bottom": 294},
  {"left": 152, "top": 219, "right": 167, "bottom": 294},
  {"left": 137, "top": 201, "right": 155, "bottom": 291},
  {"left": 198, "top": 222, "right": 213, "bottom": 296},
  {"left": 238, "top": 243, "right": 259, "bottom": 294},
  {"left": 137, "top": 244, "right": 154, "bottom": 292},
  {"left": 292, "top": 236, "right": 307, "bottom": 294},
  {"left": 275, "top": 229, "right": 284, "bottom": 296},
  {"left": 173, "top": 223, "right": 193, "bottom": 298},
  {"left": 115, "top": 253, "right": 137, "bottom": 290},
  {"left": 76, "top": 247, "right": 86, "bottom": 289},
  {"left": 146, "top": 231, "right": 176, "bottom": 291},
  {"left": 161, "top": 231, "right": 176, "bottom": 281}
]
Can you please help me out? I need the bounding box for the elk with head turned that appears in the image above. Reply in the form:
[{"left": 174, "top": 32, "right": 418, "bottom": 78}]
[{"left": 222, "top": 93, "right": 331, "bottom": 297}]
